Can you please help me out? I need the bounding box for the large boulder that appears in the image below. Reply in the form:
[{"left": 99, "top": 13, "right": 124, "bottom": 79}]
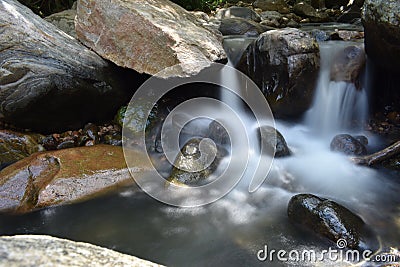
[
  {"left": 288, "top": 194, "right": 378, "bottom": 251},
  {"left": 0, "top": 145, "right": 150, "bottom": 213},
  {"left": 238, "top": 28, "right": 319, "bottom": 118},
  {"left": 362, "top": 0, "right": 400, "bottom": 70},
  {"left": 363, "top": 1, "right": 400, "bottom": 112},
  {"left": 0, "top": 235, "right": 163, "bottom": 266},
  {"left": 75, "top": 0, "right": 226, "bottom": 78},
  {"left": 0, "top": 0, "right": 134, "bottom": 132}
]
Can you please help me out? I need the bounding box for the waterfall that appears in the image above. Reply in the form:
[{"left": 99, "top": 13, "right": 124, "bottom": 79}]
[{"left": 305, "top": 41, "right": 368, "bottom": 136}]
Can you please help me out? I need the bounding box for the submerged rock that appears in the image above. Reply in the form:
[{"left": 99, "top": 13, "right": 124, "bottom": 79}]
[
  {"left": 330, "top": 45, "right": 366, "bottom": 89},
  {"left": 208, "top": 120, "right": 230, "bottom": 146},
  {"left": 0, "top": 130, "right": 44, "bottom": 170},
  {"left": 168, "top": 138, "right": 224, "bottom": 186},
  {"left": 259, "top": 126, "right": 291, "bottom": 157},
  {"left": 0, "top": 145, "right": 150, "bottom": 213},
  {"left": 75, "top": 0, "right": 226, "bottom": 78},
  {"left": 238, "top": 28, "right": 319, "bottom": 118},
  {"left": 330, "top": 134, "right": 367, "bottom": 156},
  {"left": 0, "top": 235, "right": 163, "bottom": 266},
  {"left": 0, "top": 0, "right": 133, "bottom": 132},
  {"left": 288, "top": 194, "right": 378, "bottom": 251}
]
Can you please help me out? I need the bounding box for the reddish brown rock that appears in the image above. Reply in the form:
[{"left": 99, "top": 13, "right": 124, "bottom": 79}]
[
  {"left": 0, "top": 145, "right": 150, "bottom": 213},
  {"left": 75, "top": 0, "right": 226, "bottom": 78}
]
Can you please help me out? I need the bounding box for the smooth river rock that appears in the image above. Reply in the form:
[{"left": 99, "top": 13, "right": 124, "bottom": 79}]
[
  {"left": 238, "top": 28, "right": 319, "bottom": 118},
  {"left": 330, "top": 134, "right": 367, "bottom": 156},
  {"left": 75, "top": 0, "right": 226, "bottom": 78},
  {"left": 0, "top": 0, "right": 134, "bottom": 132},
  {"left": 0, "top": 235, "right": 163, "bottom": 266},
  {"left": 0, "top": 145, "right": 150, "bottom": 213},
  {"left": 288, "top": 194, "right": 378, "bottom": 251}
]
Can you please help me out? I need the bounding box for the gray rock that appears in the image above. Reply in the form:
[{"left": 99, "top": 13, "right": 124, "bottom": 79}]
[
  {"left": 288, "top": 194, "right": 378, "bottom": 251},
  {"left": 238, "top": 28, "right": 319, "bottom": 118},
  {"left": 75, "top": 0, "right": 226, "bottom": 78},
  {"left": 215, "top": 6, "right": 261, "bottom": 22},
  {"left": 219, "top": 18, "right": 268, "bottom": 36},
  {"left": 362, "top": 0, "right": 400, "bottom": 70},
  {"left": 260, "top": 11, "right": 283, "bottom": 28},
  {"left": 45, "top": 9, "right": 77, "bottom": 38},
  {"left": 0, "top": 0, "right": 134, "bottom": 132},
  {"left": 330, "top": 134, "right": 367, "bottom": 156},
  {"left": 0, "top": 235, "right": 163, "bottom": 266}
]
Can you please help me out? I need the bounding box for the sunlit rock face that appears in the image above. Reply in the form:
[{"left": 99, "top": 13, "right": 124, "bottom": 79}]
[
  {"left": 75, "top": 0, "right": 226, "bottom": 78},
  {"left": 0, "top": 145, "right": 150, "bottom": 214}
]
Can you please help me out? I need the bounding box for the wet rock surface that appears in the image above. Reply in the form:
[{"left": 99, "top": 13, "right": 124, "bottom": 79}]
[
  {"left": 0, "top": 145, "right": 150, "bottom": 213},
  {"left": 288, "top": 194, "right": 378, "bottom": 251},
  {"left": 259, "top": 126, "right": 291, "bottom": 157},
  {"left": 75, "top": 0, "right": 226, "bottom": 78},
  {"left": 0, "top": 130, "right": 44, "bottom": 169},
  {"left": 238, "top": 28, "right": 319, "bottom": 118},
  {"left": 168, "top": 138, "right": 225, "bottom": 186},
  {"left": 0, "top": 235, "right": 164, "bottom": 266},
  {"left": 0, "top": 0, "right": 134, "bottom": 132},
  {"left": 330, "top": 134, "right": 367, "bottom": 156}
]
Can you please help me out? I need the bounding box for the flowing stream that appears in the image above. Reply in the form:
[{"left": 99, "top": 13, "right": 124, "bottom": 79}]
[{"left": 0, "top": 40, "right": 399, "bottom": 267}]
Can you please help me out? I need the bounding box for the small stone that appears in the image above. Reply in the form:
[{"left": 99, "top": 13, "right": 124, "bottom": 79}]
[
  {"left": 330, "top": 134, "right": 367, "bottom": 156},
  {"left": 56, "top": 140, "right": 75, "bottom": 150}
]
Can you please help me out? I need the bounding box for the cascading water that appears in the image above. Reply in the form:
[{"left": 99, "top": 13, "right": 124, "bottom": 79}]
[{"left": 305, "top": 41, "right": 368, "bottom": 136}]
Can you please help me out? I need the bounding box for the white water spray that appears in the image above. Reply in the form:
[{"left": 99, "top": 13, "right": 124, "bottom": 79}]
[{"left": 305, "top": 42, "right": 368, "bottom": 137}]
